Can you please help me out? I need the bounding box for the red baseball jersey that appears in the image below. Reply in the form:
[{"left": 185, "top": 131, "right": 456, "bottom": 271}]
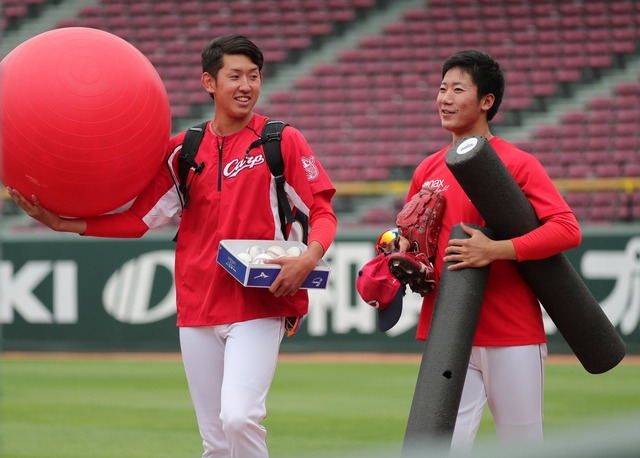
[
  {"left": 85, "top": 113, "right": 336, "bottom": 326},
  {"left": 408, "top": 137, "right": 580, "bottom": 345}
]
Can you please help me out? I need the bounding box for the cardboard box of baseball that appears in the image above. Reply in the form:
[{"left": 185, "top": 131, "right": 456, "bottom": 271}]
[{"left": 217, "top": 240, "right": 330, "bottom": 289}]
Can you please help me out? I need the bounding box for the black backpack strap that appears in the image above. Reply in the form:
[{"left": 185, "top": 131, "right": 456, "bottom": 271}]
[
  {"left": 177, "top": 121, "right": 207, "bottom": 209},
  {"left": 262, "top": 120, "right": 295, "bottom": 237},
  {"left": 246, "top": 119, "right": 295, "bottom": 240},
  {"left": 172, "top": 121, "right": 207, "bottom": 243}
]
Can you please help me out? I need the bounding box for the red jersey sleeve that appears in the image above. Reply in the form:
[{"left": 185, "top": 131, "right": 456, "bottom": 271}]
[
  {"left": 83, "top": 211, "right": 149, "bottom": 238},
  {"left": 512, "top": 211, "right": 581, "bottom": 261},
  {"left": 279, "top": 125, "right": 337, "bottom": 252},
  {"left": 502, "top": 139, "right": 582, "bottom": 261},
  {"left": 307, "top": 189, "right": 337, "bottom": 253}
]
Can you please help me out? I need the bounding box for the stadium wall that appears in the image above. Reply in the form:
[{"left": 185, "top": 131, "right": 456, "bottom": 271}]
[{"left": 1, "top": 225, "right": 639, "bottom": 354}]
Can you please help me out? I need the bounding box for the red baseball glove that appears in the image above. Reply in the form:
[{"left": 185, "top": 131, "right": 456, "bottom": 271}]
[
  {"left": 395, "top": 186, "right": 445, "bottom": 262},
  {"left": 390, "top": 186, "right": 445, "bottom": 295}
]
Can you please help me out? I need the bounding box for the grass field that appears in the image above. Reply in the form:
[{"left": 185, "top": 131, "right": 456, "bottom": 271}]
[{"left": 1, "top": 353, "right": 639, "bottom": 458}]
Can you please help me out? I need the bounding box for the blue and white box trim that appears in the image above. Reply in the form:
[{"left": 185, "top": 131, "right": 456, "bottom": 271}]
[{"left": 217, "top": 239, "right": 330, "bottom": 289}]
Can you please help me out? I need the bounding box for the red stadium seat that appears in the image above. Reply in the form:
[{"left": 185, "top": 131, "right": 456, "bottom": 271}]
[{"left": 33, "top": 0, "right": 640, "bottom": 227}]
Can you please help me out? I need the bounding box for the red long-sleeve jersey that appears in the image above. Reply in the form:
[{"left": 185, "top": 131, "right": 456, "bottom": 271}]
[
  {"left": 409, "top": 137, "right": 581, "bottom": 344},
  {"left": 85, "top": 113, "right": 337, "bottom": 326}
]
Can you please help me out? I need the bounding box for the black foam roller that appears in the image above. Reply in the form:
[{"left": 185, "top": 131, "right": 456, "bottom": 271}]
[
  {"left": 445, "top": 136, "right": 625, "bottom": 374},
  {"left": 402, "top": 224, "right": 492, "bottom": 456}
]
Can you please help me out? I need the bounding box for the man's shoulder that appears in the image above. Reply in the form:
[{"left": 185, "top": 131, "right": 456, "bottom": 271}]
[
  {"left": 491, "top": 137, "right": 531, "bottom": 155},
  {"left": 167, "top": 130, "right": 189, "bottom": 154},
  {"left": 172, "top": 122, "right": 207, "bottom": 144},
  {"left": 492, "top": 137, "right": 546, "bottom": 175}
]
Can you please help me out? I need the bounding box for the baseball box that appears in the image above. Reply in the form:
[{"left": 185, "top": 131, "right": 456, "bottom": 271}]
[{"left": 216, "top": 239, "right": 330, "bottom": 289}]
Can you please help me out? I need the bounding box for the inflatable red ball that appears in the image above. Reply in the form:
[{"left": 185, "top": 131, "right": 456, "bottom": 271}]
[{"left": 0, "top": 27, "right": 171, "bottom": 217}]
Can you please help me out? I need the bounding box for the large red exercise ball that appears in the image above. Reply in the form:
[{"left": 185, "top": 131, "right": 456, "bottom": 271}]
[{"left": 0, "top": 27, "right": 171, "bottom": 217}]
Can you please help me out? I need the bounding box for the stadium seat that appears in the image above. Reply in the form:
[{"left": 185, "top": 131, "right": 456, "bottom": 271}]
[
  {"left": 595, "top": 164, "right": 623, "bottom": 178},
  {"left": 19, "top": 0, "right": 637, "bottom": 226}
]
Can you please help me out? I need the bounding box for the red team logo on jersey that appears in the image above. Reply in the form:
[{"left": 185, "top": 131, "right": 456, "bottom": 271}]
[
  {"left": 302, "top": 156, "right": 319, "bottom": 180},
  {"left": 223, "top": 155, "right": 266, "bottom": 178},
  {"left": 222, "top": 154, "right": 319, "bottom": 181}
]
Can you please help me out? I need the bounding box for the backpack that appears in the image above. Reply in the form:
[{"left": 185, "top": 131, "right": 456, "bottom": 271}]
[{"left": 175, "top": 119, "right": 308, "bottom": 244}]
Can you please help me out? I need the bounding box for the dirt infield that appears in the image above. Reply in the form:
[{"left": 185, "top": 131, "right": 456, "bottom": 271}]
[{"left": 3, "top": 351, "right": 640, "bottom": 365}]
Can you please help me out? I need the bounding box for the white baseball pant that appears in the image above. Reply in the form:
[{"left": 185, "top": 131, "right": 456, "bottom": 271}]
[
  {"left": 450, "top": 343, "right": 547, "bottom": 455},
  {"left": 180, "top": 318, "right": 285, "bottom": 458}
]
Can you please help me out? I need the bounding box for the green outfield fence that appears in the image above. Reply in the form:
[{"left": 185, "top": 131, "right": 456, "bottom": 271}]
[{"left": 0, "top": 210, "right": 639, "bottom": 354}]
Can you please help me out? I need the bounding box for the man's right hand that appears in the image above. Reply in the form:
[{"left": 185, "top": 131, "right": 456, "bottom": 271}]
[{"left": 6, "top": 187, "right": 87, "bottom": 234}]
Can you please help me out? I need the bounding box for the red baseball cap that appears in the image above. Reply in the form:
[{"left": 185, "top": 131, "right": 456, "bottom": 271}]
[{"left": 356, "top": 254, "right": 404, "bottom": 332}]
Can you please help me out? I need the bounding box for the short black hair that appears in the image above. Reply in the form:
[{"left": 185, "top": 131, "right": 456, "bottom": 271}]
[
  {"left": 442, "top": 50, "right": 504, "bottom": 121},
  {"left": 201, "top": 34, "right": 264, "bottom": 78}
]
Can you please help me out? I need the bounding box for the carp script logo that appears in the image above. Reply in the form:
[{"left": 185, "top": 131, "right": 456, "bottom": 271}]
[{"left": 223, "top": 154, "right": 265, "bottom": 178}]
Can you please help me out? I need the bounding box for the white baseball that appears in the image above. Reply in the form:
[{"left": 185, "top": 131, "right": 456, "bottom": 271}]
[
  {"left": 286, "top": 246, "right": 302, "bottom": 257},
  {"left": 266, "top": 245, "right": 287, "bottom": 257},
  {"left": 247, "top": 245, "right": 265, "bottom": 259},
  {"left": 252, "top": 253, "right": 276, "bottom": 264},
  {"left": 237, "top": 252, "right": 252, "bottom": 263}
]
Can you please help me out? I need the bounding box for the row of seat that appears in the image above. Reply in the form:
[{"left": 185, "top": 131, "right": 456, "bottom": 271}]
[
  {"left": 50, "top": 0, "right": 384, "bottom": 116},
  {"left": 513, "top": 79, "right": 640, "bottom": 179},
  {"left": 2, "top": 0, "right": 376, "bottom": 29},
  {"left": 2, "top": 0, "right": 49, "bottom": 30},
  {"left": 4, "top": 0, "right": 639, "bottom": 226},
  {"left": 344, "top": 1, "right": 640, "bottom": 225},
  {"left": 41, "top": 0, "right": 640, "bottom": 135},
  {"left": 355, "top": 190, "right": 640, "bottom": 228},
  {"left": 356, "top": 70, "right": 640, "bottom": 226},
  {"left": 263, "top": 0, "right": 639, "bottom": 185}
]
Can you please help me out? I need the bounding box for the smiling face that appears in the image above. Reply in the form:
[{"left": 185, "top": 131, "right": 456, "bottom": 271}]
[
  {"left": 202, "top": 53, "right": 262, "bottom": 128},
  {"left": 437, "top": 67, "right": 494, "bottom": 143}
]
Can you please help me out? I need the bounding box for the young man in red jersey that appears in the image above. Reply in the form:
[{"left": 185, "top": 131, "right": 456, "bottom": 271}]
[
  {"left": 396, "top": 50, "right": 581, "bottom": 453},
  {"left": 8, "top": 35, "right": 337, "bottom": 458}
]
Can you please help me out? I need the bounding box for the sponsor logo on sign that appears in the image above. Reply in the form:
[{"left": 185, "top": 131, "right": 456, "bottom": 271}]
[{"left": 1, "top": 241, "right": 639, "bottom": 339}]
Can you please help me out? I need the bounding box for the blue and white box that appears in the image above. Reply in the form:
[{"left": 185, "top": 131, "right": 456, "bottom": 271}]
[{"left": 217, "top": 239, "right": 330, "bottom": 289}]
